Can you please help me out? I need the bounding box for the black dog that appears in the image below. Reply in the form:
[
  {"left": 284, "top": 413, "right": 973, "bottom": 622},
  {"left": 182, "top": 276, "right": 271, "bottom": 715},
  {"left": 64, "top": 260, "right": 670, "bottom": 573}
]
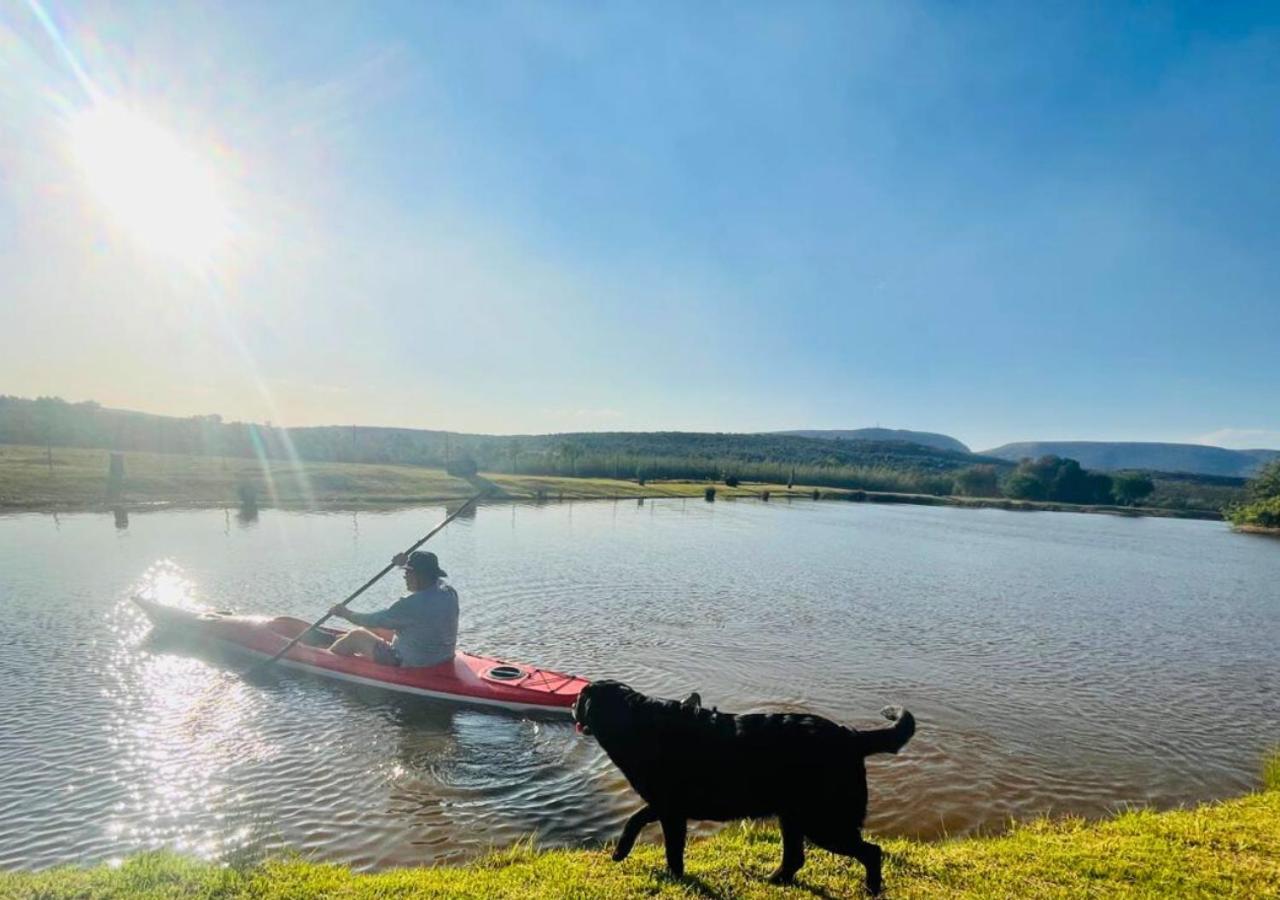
[{"left": 574, "top": 680, "right": 914, "bottom": 894}]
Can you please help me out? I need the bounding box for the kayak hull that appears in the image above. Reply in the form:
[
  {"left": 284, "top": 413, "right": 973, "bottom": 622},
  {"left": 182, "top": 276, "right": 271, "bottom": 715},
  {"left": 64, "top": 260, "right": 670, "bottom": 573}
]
[{"left": 133, "top": 597, "right": 588, "bottom": 715}]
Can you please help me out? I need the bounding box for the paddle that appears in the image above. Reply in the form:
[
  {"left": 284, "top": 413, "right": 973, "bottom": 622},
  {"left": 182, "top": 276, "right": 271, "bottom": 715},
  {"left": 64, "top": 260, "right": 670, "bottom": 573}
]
[{"left": 251, "top": 492, "right": 485, "bottom": 672}]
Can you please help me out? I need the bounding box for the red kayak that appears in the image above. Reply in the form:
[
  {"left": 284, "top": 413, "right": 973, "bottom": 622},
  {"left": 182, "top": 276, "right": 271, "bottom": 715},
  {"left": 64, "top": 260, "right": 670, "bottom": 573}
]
[{"left": 134, "top": 597, "right": 588, "bottom": 715}]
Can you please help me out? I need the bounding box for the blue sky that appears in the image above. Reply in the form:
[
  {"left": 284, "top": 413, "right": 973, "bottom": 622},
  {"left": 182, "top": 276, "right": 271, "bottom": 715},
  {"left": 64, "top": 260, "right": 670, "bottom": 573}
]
[{"left": 1, "top": 0, "right": 1277, "bottom": 450}]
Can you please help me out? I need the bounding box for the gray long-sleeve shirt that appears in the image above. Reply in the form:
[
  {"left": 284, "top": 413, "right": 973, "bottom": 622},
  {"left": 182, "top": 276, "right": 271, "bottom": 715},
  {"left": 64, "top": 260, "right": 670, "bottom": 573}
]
[{"left": 344, "top": 582, "right": 459, "bottom": 667}]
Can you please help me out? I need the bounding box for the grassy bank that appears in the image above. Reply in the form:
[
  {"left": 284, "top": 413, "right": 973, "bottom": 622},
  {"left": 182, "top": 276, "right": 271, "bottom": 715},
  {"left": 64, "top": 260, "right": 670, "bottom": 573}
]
[
  {"left": 0, "top": 444, "right": 776, "bottom": 507},
  {"left": 0, "top": 444, "right": 1221, "bottom": 520},
  {"left": 4, "top": 758, "right": 1278, "bottom": 898}
]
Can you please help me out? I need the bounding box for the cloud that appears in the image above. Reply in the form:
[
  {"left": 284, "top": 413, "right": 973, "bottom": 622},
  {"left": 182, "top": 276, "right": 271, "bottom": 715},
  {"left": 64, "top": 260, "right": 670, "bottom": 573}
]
[{"left": 1193, "top": 428, "right": 1280, "bottom": 450}]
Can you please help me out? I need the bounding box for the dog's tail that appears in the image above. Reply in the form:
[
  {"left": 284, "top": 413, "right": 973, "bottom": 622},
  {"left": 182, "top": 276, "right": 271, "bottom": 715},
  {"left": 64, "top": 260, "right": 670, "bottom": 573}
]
[{"left": 852, "top": 706, "right": 915, "bottom": 757}]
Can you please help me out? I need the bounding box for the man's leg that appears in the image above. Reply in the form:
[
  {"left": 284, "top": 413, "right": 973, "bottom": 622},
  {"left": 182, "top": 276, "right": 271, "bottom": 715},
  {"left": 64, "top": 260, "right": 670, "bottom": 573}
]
[{"left": 328, "top": 628, "right": 385, "bottom": 659}]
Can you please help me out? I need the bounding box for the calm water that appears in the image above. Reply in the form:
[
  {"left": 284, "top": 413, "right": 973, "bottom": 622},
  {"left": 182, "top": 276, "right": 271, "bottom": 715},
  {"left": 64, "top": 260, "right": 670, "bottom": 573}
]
[{"left": 1, "top": 499, "right": 1278, "bottom": 870}]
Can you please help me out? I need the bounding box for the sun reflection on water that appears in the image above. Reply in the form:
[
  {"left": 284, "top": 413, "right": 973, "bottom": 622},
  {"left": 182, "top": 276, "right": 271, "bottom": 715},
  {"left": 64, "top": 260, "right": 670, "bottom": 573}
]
[{"left": 103, "top": 562, "right": 274, "bottom": 861}]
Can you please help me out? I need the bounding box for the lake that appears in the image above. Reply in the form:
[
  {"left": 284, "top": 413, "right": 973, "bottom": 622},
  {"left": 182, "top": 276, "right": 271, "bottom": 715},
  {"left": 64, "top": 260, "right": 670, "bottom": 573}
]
[{"left": 1, "top": 498, "right": 1277, "bottom": 871}]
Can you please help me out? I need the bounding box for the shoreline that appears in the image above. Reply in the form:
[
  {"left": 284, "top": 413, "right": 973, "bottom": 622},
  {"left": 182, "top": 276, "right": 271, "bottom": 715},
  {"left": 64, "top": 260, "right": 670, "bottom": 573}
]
[
  {"left": 3, "top": 756, "right": 1277, "bottom": 897},
  {"left": 1234, "top": 523, "right": 1280, "bottom": 536},
  {"left": 0, "top": 444, "right": 1224, "bottom": 521},
  {"left": 0, "top": 487, "right": 1225, "bottom": 521}
]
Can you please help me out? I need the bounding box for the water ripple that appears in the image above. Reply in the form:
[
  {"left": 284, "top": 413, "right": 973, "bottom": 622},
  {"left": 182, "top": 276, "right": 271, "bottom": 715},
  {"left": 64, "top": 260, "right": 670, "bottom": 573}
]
[{"left": 0, "top": 501, "right": 1277, "bottom": 869}]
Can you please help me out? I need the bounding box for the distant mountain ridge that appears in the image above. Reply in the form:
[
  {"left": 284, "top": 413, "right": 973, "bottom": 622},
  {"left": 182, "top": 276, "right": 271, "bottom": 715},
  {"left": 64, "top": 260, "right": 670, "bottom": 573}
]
[
  {"left": 777, "top": 428, "right": 970, "bottom": 454},
  {"left": 981, "top": 441, "right": 1279, "bottom": 478}
]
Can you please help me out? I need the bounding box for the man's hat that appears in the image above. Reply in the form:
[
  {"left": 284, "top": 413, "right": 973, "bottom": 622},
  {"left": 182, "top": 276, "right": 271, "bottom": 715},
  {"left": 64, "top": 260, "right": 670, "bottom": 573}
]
[{"left": 402, "top": 550, "right": 447, "bottom": 578}]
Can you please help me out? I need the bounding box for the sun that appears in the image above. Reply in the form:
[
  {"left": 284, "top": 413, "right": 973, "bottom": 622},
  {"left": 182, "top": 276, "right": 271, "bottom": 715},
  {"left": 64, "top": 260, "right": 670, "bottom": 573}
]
[{"left": 68, "top": 104, "right": 231, "bottom": 265}]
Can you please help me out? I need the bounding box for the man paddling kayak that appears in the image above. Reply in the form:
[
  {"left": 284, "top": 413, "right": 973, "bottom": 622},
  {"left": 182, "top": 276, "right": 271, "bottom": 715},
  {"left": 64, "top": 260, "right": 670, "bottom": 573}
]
[{"left": 327, "top": 550, "right": 458, "bottom": 667}]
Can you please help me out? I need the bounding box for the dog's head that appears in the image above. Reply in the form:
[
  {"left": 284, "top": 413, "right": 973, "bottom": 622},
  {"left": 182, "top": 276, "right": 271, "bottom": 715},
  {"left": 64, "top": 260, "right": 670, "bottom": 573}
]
[
  {"left": 573, "top": 679, "right": 634, "bottom": 738},
  {"left": 574, "top": 680, "right": 703, "bottom": 740}
]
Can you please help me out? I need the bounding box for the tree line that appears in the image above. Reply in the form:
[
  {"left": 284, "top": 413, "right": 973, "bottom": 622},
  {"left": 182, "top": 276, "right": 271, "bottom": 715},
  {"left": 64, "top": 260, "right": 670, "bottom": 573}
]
[
  {"left": 0, "top": 395, "right": 986, "bottom": 491},
  {"left": 0, "top": 396, "right": 1205, "bottom": 509},
  {"left": 950, "top": 456, "right": 1153, "bottom": 506}
]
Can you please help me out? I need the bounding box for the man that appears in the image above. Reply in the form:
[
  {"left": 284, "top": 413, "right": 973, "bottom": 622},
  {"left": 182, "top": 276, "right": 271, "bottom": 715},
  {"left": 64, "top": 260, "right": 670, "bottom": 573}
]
[{"left": 328, "top": 550, "right": 458, "bottom": 667}]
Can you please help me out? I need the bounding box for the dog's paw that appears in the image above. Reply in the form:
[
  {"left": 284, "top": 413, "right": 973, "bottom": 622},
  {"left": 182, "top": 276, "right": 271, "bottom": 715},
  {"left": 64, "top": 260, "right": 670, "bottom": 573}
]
[
  {"left": 767, "top": 868, "right": 797, "bottom": 885},
  {"left": 880, "top": 705, "right": 905, "bottom": 722},
  {"left": 610, "top": 849, "right": 627, "bottom": 863}
]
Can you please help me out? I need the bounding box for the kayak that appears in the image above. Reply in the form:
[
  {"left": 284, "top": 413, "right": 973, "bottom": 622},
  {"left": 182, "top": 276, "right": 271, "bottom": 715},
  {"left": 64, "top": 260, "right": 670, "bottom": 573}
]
[{"left": 133, "top": 597, "right": 589, "bottom": 715}]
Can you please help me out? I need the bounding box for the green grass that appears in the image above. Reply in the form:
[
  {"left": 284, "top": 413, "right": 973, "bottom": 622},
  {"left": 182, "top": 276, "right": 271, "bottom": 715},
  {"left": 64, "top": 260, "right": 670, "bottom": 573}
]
[
  {"left": 4, "top": 756, "right": 1278, "bottom": 898},
  {"left": 0, "top": 444, "right": 798, "bottom": 508}
]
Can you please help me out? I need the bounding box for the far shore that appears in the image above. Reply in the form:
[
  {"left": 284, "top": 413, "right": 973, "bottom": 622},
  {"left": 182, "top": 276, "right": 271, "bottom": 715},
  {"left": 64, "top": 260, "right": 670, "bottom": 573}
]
[
  {"left": 1234, "top": 523, "right": 1280, "bottom": 536},
  {"left": 0, "top": 444, "right": 1223, "bottom": 521}
]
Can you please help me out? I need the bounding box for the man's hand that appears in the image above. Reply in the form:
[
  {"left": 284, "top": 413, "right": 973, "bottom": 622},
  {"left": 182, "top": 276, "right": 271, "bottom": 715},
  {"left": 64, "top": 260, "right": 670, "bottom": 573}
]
[
  {"left": 330, "top": 604, "right": 351, "bottom": 620},
  {"left": 391, "top": 552, "right": 409, "bottom": 567}
]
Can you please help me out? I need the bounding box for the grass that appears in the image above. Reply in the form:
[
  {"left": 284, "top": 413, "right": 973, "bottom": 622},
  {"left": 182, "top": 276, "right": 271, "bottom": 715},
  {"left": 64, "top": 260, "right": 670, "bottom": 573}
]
[
  {"left": 3, "top": 755, "right": 1278, "bottom": 898},
  {"left": 0, "top": 444, "right": 1223, "bottom": 520},
  {"left": 0, "top": 444, "right": 792, "bottom": 508}
]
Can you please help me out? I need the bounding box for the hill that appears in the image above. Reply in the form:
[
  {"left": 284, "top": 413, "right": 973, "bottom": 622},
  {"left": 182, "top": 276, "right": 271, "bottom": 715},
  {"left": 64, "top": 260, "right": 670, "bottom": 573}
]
[
  {"left": 776, "top": 428, "right": 970, "bottom": 453},
  {"left": 0, "top": 396, "right": 997, "bottom": 496},
  {"left": 981, "top": 441, "right": 1279, "bottom": 478}
]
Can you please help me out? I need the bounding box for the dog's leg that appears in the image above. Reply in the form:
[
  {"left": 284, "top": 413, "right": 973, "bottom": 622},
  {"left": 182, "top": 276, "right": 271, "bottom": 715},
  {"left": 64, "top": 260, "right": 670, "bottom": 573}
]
[
  {"left": 851, "top": 837, "right": 883, "bottom": 896},
  {"left": 768, "top": 816, "right": 806, "bottom": 884},
  {"left": 613, "top": 806, "right": 658, "bottom": 862},
  {"left": 658, "top": 814, "right": 687, "bottom": 878},
  {"left": 806, "top": 828, "right": 883, "bottom": 896}
]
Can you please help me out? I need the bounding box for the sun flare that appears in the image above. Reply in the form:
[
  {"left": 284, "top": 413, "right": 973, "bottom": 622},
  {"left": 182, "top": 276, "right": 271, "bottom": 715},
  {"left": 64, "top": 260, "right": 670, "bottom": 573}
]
[{"left": 69, "top": 104, "right": 231, "bottom": 265}]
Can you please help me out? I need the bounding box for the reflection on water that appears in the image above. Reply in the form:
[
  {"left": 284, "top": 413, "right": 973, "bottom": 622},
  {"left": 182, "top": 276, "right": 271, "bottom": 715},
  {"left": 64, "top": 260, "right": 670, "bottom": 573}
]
[{"left": 0, "top": 500, "right": 1278, "bottom": 871}]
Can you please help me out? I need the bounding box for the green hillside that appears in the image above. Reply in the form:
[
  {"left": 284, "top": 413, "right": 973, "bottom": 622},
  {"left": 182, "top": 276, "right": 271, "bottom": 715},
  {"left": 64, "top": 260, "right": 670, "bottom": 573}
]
[
  {"left": 0, "top": 396, "right": 997, "bottom": 485},
  {"left": 778, "top": 427, "right": 970, "bottom": 453},
  {"left": 983, "top": 440, "right": 1278, "bottom": 478}
]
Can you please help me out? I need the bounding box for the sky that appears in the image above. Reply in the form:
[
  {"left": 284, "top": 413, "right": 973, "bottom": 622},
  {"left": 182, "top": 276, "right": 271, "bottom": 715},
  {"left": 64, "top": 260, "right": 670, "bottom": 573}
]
[{"left": 1, "top": 1, "right": 1277, "bottom": 451}]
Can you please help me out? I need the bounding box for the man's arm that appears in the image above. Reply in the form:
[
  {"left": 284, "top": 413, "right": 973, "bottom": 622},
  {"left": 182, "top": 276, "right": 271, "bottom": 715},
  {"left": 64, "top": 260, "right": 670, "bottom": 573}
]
[
  {"left": 329, "top": 554, "right": 412, "bottom": 629},
  {"left": 331, "top": 597, "right": 411, "bottom": 630}
]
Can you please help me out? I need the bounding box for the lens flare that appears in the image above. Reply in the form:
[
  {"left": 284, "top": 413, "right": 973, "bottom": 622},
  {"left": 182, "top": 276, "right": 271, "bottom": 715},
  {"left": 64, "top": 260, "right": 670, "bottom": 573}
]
[{"left": 68, "top": 103, "right": 231, "bottom": 265}]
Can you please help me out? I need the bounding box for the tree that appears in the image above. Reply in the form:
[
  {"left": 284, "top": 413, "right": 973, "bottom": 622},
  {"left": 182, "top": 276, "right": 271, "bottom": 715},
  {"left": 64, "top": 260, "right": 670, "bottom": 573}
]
[
  {"left": 1228, "top": 458, "right": 1280, "bottom": 529},
  {"left": 1004, "top": 455, "right": 1113, "bottom": 504},
  {"left": 1247, "top": 458, "right": 1280, "bottom": 502},
  {"left": 1004, "top": 459, "right": 1049, "bottom": 500},
  {"left": 1111, "top": 472, "right": 1155, "bottom": 506},
  {"left": 556, "top": 441, "right": 583, "bottom": 476},
  {"left": 953, "top": 465, "right": 999, "bottom": 497}
]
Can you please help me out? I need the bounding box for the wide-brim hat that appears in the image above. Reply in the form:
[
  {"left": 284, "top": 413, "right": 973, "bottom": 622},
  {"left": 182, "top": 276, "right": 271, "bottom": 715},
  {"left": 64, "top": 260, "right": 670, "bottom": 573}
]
[{"left": 402, "top": 550, "right": 447, "bottom": 578}]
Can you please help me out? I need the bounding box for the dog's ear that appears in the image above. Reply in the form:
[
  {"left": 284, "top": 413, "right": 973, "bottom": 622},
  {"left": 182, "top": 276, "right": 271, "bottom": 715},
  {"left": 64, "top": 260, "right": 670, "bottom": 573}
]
[{"left": 681, "top": 692, "right": 702, "bottom": 712}]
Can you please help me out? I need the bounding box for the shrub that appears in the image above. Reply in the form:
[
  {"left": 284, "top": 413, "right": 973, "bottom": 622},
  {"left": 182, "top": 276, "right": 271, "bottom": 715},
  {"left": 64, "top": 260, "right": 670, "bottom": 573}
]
[
  {"left": 1111, "top": 472, "right": 1155, "bottom": 506},
  {"left": 445, "top": 457, "right": 478, "bottom": 478},
  {"left": 1227, "top": 459, "right": 1280, "bottom": 528},
  {"left": 1004, "top": 455, "right": 1112, "bottom": 504},
  {"left": 953, "top": 465, "right": 1000, "bottom": 497}
]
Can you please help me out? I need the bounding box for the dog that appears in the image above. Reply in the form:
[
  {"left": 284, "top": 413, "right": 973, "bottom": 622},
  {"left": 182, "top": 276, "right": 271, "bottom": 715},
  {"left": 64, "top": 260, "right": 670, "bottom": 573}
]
[{"left": 574, "top": 680, "right": 913, "bottom": 894}]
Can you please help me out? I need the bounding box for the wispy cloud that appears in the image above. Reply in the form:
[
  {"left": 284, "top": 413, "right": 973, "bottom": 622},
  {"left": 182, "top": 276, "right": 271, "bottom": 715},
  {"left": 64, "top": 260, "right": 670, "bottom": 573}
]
[{"left": 1192, "top": 428, "right": 1280, "bottom": 450}]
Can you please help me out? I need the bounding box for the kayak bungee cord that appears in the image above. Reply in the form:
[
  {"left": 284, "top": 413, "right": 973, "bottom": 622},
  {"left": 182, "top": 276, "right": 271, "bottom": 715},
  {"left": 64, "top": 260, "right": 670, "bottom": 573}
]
[{"left": 249, "top": 491, "right": 486, "bottom": 675}]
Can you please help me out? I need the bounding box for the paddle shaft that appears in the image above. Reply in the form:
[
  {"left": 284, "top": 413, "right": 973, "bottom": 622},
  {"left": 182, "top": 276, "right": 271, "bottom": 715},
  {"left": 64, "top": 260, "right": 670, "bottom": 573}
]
[{"left": 253, "top": 492, "right": 483, "bottom": 670}]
